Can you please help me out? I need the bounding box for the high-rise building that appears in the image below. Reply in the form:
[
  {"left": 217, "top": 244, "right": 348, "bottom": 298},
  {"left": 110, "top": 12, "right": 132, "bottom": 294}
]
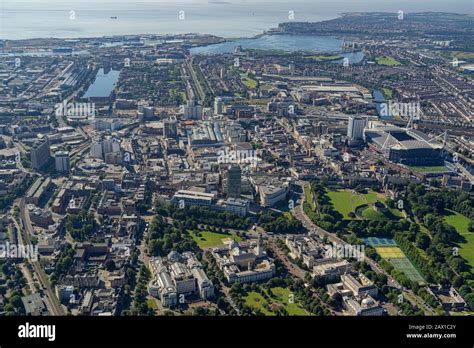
[
  {"left": 55, "top": 151, "right": 70, "bottom": 173},
  {"left": 90, "top": 137, "right": 121, "bottom": 160},
  {"left": 164, "top": 116, "right": 178, "bottom": 139},
  {"left": 214, "top": 97, "right": 223, "bottom": 115},
  {"left": 90, "top": 141, "right": 103, "bottom": 159},
  {"left": 220, "top": 68, "right": 226, "bottom": 79},
  {"left": 182, "top": 100, "right": 202, "bottom": 120},
  {"left": 347, "top": 116, "right": 368, "bottom": 140},
  {"left": 30, "top": 139, "right": 51, "bottom": 170},
  {"left": 226, "top": 165, "right": 241, "bottom": 198},
  {"left": 137, "top": 102, "right": 155, "bottom": 121}
]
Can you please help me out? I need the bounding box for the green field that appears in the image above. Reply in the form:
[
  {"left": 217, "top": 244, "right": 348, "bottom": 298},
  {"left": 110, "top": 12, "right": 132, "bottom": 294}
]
[
  {"left": 240, "top": 74, "right": 258, "bottom": 89},
  {"left": 327, "top": 190, "right": 383, "bottom": 219},
  {"left": 360, "top": 206, "right": 392, "bottom": 221},
  {"left": 407, "top": 165, "right": 451, "bottom": 174},
  {"left": 189, "top": 230, "right": 242, "bottom": 249},
  {"left": 376, "top": 56, "right": 402, "bottom": 66},
  {"left": 268, "top": 287, "right": 308, "bottom": 315},
  {"left": 244, "top": 291, "right": 274, "bottom": 316},
  {"left": 444, "top": 210, "right": 474, "bottom": 268},
  {"left": 358, "top": 204, "right": 403, "bottom": 221},
  {"left": 244, "top": 288, "right": 308, "bottom": 316}
]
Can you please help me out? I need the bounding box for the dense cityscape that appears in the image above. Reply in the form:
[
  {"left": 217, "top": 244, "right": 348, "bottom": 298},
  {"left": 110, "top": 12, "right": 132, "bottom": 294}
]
[{"left": 0, "top": 8, "right": 473, "bottom": 330}]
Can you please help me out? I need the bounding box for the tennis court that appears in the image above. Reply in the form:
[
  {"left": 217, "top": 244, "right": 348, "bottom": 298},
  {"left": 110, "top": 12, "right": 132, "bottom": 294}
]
[
  {"left": 364, "top": 237, "right": 425, "bottom": 283},
  {"left": 363, "top": 237, "right": 397, "bottom": 247}
]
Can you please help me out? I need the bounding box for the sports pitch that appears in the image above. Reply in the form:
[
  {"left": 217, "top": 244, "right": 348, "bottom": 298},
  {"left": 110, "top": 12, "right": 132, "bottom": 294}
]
[
  {"left": 375, "top": 246, "right": 405, "bottom": 259},
  {"left": 366, "top": 238, "right": 425, "bottom": 284},
  {"left": 389, "top": 258, "right": 425, "bottom": 284}
]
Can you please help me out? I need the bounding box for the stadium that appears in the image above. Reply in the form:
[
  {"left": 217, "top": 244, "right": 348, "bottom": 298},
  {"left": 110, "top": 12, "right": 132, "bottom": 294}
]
[{"left": 364, "top": 124, "right": 444, "bottom": 166}]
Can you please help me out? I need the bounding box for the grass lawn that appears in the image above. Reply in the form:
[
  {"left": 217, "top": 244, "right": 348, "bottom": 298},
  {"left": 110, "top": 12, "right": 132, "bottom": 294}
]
[
  {"left": 407, "top": 165, "right": 450, "bottom": 174},
  {"left": 361, "top": 206, "right": 392, "bottom": 221},
  {"left": 327, "top": 190, "right": 365, "bottom": 218},
  {"left": 327, "top": 189, "right": 384, "bottom": 219},
  {"left": 390, "top": 208, "right": 405, "bottom": 218},
  {"left": 376, "top": 56, "right": 402, "bottom": 66},
  {"left": 188, "top": 230, "right": 242, "bottom": 249},
  {"left": 244, "top": 288, "right": 308, "bottom": 316},
  {"left": 359, "top": 204, "right": 402, "bottom": 221},
  {"left": 444, "top": 209, "right": 474, "bottom": 268},
  {"left": 244, "top": 291, "right": 274, "bottom": 316},
  {"left": 381, "top": 87, "right": 393, "bottom": 99},
  {"left": 240, "top": 74, "right": 258, "bottom": 89},
  {"left": 269, "top": 287, "right": 308, "bottom": 315}
]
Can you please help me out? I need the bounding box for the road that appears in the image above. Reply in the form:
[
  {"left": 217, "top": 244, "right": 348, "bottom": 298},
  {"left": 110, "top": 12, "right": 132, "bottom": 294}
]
[
  {"left": 185, "top": 58, "right": 205, "bottom": 103},
  {"left": 268, "top": 238, "right": 304, "bottom": 279},
  {"left": 19, "top": 198, "right": 64, "bottom": 315}
]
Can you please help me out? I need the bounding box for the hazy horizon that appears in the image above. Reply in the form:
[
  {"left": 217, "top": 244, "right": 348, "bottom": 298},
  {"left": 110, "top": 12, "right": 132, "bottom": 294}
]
[{"left": 1, "top": 0, "right": 473, "bottom": 40}]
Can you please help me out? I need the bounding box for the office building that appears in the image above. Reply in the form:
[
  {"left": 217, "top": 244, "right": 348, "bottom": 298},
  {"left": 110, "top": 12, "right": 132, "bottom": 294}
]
[
  {"left": 30, "top": 139, "right": 51, "bottom": 170},
  {"left": 347, "top": 116, "right": 368, "bottom": 140},
  {"left": 183, "top": 100, "right": 202, "bottom": 120},
  {"left": 341, "top": 273, "right": 378, "bottom": 297},
  {"left": 214, "top": 97, "right": 223, "bottom": 115},
  {"left": 226, "top": 165, "right": 241, "bottom": 198},
  {"left": 55, "top": 151, "right": 70, "bottom": 173},
  {"left": 164, "top": 116, "right": 178, "bottom": 139}
]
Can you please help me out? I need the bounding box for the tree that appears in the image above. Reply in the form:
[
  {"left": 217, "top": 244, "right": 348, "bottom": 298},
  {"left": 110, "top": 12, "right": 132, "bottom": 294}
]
[
  {"left": 105, "top": 259, "right": 116, "bottom": 272},
  {"left": 416, "top": 234, "right": 430, "bottom": 249}
]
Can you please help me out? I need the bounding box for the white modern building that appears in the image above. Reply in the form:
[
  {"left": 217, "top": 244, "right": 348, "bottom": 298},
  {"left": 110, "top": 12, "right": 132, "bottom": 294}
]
[{"left": 347, "top": 116, "right": 368, "bottom": 140}]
